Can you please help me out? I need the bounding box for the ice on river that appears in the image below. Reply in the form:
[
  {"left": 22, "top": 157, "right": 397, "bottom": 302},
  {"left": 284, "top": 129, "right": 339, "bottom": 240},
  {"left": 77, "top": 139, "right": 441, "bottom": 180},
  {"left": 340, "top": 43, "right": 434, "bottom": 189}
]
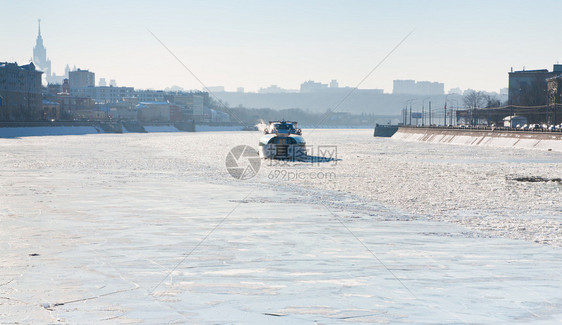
[{"left": 0, "top": 130, "right": 561, "bottom": 324}]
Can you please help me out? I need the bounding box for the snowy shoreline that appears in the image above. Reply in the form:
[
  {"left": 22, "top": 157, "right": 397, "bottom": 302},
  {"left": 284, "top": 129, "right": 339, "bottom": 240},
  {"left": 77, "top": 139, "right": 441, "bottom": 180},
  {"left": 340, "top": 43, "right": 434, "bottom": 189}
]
[{"left": 0, "top": 124, "right": 237, "bottom": 138}]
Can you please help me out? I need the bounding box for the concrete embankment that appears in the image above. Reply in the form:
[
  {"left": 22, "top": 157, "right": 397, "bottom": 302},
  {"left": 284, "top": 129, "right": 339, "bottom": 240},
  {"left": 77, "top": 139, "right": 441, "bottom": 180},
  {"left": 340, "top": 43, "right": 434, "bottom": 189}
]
[
  {"left": 0, "top": 121, "right": 196, "bottom": 137},
  {"left": 392, "top": 127, "right": 562, "bottom": 152}
]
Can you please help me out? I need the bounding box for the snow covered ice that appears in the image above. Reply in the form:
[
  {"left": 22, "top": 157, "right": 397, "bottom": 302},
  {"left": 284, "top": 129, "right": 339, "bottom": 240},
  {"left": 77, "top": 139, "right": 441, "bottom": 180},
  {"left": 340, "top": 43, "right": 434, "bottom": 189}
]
[{"left": 1, "top": 129, "right": 561, "bottom": 324}]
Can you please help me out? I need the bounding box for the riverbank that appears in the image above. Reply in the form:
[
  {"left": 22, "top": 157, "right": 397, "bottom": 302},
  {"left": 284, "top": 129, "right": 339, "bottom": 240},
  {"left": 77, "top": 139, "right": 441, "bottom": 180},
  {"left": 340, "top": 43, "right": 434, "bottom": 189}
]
[
  {"left": 392, "top": 126, "right": 562, "bottom": 152},
  {"left": 0, "top": 121, "right": 240, "bottom": 137}
]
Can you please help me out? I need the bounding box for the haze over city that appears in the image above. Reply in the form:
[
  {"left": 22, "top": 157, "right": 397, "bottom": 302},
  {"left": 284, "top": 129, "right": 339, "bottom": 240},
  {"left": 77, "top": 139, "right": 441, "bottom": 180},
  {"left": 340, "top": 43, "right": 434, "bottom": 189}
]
[{"left": 4, "top": 0, "right": 562, "bottom": 93}]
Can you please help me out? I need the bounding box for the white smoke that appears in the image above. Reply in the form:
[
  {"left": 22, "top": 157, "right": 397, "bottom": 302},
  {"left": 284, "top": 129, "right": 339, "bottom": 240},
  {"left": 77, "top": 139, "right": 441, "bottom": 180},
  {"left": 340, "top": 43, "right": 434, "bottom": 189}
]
[{"left": 255, "top": 119, "right": 268, "bottom": 132}]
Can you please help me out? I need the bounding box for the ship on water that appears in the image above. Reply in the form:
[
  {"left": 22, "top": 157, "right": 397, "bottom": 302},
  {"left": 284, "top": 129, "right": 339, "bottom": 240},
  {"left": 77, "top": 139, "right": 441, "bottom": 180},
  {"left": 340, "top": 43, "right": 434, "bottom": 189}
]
[
  {"left": 259, "top": 120, "right": 307, "bottom": 160},
  {"left": 373, "top": 123, "right": 400, "bottom": 137}
]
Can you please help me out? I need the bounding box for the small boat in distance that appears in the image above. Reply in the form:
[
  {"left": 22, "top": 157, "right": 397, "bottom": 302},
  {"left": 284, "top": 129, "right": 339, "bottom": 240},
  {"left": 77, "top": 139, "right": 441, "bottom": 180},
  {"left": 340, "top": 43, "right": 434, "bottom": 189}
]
[
  {"left": 373, "top": 123, "right": 399, "bottom": 137},
  {"left": 259, "top": 120, "right": 306, "bottom": 159}
]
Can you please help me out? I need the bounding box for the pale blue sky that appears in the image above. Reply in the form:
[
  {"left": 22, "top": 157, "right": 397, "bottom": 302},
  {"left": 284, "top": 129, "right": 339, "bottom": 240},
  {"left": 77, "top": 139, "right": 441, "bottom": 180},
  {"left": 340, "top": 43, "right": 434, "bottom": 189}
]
[{"left": 3, "top": 0, "right": 562, "bottom": 93}]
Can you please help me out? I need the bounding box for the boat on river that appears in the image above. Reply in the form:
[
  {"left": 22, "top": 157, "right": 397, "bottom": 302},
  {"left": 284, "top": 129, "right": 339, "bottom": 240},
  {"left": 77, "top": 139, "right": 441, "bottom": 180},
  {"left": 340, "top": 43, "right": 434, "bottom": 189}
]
[{"left": 258, "top": 120, "right": 306, "bottom": 159}]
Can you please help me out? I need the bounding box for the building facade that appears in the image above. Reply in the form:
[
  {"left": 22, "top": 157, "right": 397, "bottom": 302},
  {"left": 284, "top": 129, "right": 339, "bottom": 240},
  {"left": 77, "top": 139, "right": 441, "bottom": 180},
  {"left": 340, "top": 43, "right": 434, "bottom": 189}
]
[
  {"left": 137, "top": 102, "right": 171, "bottom": 122},
  {"left": 93, "top": 86, "right": 135, "bottom": 104},
  {"left": 0, "top": 62, "right": 43, "bottom": 121},
  {"left": 546, "top": 75, "right": 562, "bottom": 124},
  {"left": 135, "top": 89, "right": 166, "bottom": 102},
  {"left": 508, "top": 65, "right": 562, "bottom": 106},
  {"left": 56, "top": 94, "right": 96, "bottom": 120}
]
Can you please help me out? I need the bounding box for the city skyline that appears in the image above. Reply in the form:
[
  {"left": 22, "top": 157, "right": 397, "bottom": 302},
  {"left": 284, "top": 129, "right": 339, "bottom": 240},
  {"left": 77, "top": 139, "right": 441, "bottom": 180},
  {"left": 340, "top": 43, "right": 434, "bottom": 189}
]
[{"left": 4, "top": 1, "right": 562, "bottom": 93}]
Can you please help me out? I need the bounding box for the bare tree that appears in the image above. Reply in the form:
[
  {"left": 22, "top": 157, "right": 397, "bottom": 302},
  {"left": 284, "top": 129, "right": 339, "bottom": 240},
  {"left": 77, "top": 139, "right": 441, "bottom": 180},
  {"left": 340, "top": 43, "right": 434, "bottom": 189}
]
[
  {"left": 463, "top": 90, "right": 487, "bottom": 125},
  {"left": 483, "top": 94, "right": 501, "bottom": 108},
  {"left": 463, "top": 90, "right": 485, "bottom": 109}
]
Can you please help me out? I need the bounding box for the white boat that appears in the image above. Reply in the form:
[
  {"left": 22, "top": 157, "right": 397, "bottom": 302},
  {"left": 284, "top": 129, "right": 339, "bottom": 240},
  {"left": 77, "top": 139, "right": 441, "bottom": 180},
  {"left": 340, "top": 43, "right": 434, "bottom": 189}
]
[{"left": 259, "top": 120, "right": 307, "bottom": 159}]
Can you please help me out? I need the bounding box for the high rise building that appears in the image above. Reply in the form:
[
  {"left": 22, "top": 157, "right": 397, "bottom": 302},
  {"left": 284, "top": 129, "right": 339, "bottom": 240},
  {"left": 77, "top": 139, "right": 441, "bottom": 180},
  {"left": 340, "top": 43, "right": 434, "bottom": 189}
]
[
  {"left": 32, "top": 19, "right": 51, "bottom": 81},
  {"left": 32, "top": 19, "right": 66, "bottom": 84}
]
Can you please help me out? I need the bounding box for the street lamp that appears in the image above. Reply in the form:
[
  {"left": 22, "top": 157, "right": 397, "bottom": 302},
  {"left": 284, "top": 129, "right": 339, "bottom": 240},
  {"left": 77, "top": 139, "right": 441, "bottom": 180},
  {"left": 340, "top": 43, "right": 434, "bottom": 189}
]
[
  {"left": 404, "top": 99, "right": 416, "bottom": 126},
  {"left": 422, "top": 97, "right": 431, "bottom": 126},
  {"left": 447, "top": 98, "right": 459, "bottom": 126}
]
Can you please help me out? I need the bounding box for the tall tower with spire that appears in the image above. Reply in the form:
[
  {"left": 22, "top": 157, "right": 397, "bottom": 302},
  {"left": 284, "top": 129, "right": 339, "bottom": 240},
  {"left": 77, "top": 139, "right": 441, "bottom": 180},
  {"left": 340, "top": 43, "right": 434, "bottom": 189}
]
[{"left": 32, "top": 19, "right": 52, "bottom": 81}]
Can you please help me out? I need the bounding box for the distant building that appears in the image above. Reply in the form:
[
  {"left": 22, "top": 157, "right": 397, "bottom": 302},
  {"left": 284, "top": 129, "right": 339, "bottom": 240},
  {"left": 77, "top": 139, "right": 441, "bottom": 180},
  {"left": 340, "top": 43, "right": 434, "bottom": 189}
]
[
  {"left": 416, "top": 81, "right": 444, "bottom": 95},
  {"left": 69, "top": 86, "right": 95, "bottom": 99},
  {"left": 62, "top": 78, "right": 70, "bottom": 94},
  {"left": 55, "top": 93, "right": 95, "bottom": 120},
  {"left": 508, "top": 65, "right": 562, "bottom": 106},
  {"left": 32, "top": 19, "right": 65, "bottom": 84},
  {"left": 42, "top": 99, "right": 61, "bottom": 120},
  {"left": 109, "top": 106, "right": 137, "bottom": 121},
  {"left": 46, "top": 83, "right": 62, "bottom": 96},
  {"left": 258, "top": 85, "right": 293, "bottom": 94},
  {"left": 0, "top": 62, "right": 43, "bottom": 121},
  {"left": 137, "top": 101, "right": 170, "bottom": 122},
  {"left": 32, "top": 20, "right": 50, "bottom": 79},
  {"left": 393, "top": 80, "right": 416, "bottom": 94},
  {"left": 169, "top": 104, "right": 183, "bottom": 122},
  {"left": 330, "top": 80, "right": 339, "bottom": 88},
  {"left": 237, "top": 87, "right": 244, "bottom": 93},
  {"left": 191, "top": 95, "right": 205, "bottom": 118},
  {"left": 93, "top": 86, "right": 135, "bottom": 104},
  {"left": 135, "top": 89, "right": 166, "bottom": 102},
  {"left": 99, "top": 78, "right": 107, "bottom": 87},
  {"left": 546, "top": 75, "right": 562, "bottom": 124},
  {"left": 393, "top": 79, "right": 444, "bottom": 95},
  {"left": 109, "top": 79, "right": 116, "bottom": 87},
  {"left": 300, "top": 80, "right": 329, "bottom": 93},
  {"left": 68, "top": 84, "right": 135, "bottom": 104},
  {"left": 69, "top": 69, "right": 95, "bottom": 89}
]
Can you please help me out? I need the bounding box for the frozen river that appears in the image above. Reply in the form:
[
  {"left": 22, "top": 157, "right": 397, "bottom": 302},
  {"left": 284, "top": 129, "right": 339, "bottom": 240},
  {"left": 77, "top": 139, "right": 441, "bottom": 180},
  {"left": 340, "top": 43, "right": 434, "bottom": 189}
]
[{"left": 1, "top": 129, "right": 561, "bottom": 324}]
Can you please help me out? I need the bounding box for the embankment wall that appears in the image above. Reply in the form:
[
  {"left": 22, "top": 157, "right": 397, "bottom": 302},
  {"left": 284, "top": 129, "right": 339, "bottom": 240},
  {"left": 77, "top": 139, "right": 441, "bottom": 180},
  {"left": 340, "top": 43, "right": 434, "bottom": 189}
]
[{"left": 392, "top": 127, "right": 562, "bottom": 152}]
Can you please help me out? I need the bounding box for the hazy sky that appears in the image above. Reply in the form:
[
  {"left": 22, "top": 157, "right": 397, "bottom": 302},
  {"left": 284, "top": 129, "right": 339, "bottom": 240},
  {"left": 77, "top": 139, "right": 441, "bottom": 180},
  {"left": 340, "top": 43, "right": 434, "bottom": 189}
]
[{"left": 3, "top": 0, "right": 562, "bottom": 93}]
